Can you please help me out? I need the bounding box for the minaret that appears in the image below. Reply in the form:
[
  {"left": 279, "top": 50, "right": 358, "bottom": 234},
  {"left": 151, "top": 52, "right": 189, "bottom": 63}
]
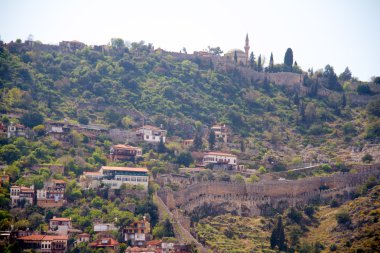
[{"left": 244, "top": 34, "right": 250, "bottom": 65}]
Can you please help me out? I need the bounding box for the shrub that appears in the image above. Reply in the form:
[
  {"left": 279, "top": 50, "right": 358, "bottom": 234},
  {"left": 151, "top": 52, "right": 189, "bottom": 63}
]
[
  {"left": 336, "top": 211, "right": 351, "bottom": 226},
  {"left": 361, "top": 154, "right": 373, "bottom": 163}
]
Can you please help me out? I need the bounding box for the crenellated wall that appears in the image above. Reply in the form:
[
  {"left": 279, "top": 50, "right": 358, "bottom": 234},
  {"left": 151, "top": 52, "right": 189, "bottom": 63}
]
[{"left": 158, "top": 164, "right": 380, "bottom": 216}]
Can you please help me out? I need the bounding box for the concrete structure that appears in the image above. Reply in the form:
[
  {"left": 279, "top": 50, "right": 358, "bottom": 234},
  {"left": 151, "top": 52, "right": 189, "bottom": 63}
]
[
  {"left": 81, "top": 166, "right": 149, "bottom": 190},
  {"left": 10, "top": 185, "right": 34, "bottom": 207},
  {"left": 123, "top": 218, "right": 151, "bottom": 246},
  {"left": 136, "top": 125, "right": 166, "bottom": 143},
  {"left": 45, "top": 122, "right": 71, "bottom": 141},
  {"left": 109, "top": 144, "right": 142, "bottom": 162},
  {"left": 18, "top": 234, "right": 68, "bottom": 253},
  {"left": 203, "top": 152, "right": 237, "bottom": 169},
  {"left": 210, "top": 125, "right": 228, "bottom": 143},
  {"left": 93, "top": 223, "right": 118, "bottom": 233},
  {"left": 37, "top": 180, "right": 66, "bottom": 208},
  {"left": 49, "top": 217, "right": 72, "bottom": 235},
  {"left": 76, "top": 233, "right": 90, "bottom": 244},
  {"left": 7, "top": 123, "right": 27, "bottom": 138}
]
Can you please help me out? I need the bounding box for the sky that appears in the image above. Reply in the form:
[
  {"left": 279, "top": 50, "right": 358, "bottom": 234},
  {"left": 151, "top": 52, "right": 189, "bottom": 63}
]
[{"left": 0, "top": 0, "right": 379, "bottom": 81}]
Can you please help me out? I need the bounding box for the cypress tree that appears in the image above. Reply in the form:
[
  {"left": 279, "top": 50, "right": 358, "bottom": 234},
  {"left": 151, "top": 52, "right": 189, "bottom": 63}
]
[
  {"left": 269, "top": 52, "right": 274, "bottom": 72},
  {"left": 284, "top": 48, "right": 293, "bottom": 72},
  {"left": 234, "top": 50, "right": 238, "bottom": 64},
  {"left": 157, "top": 136, "right": 166, "bottom": 153},
  {"left": 270, "top": 216, "right": 286, "bottom": 251},
  {"left": 249, "top": 52, "right": 255, "bottom": 69},
  {"left": 208, "top": 129, "right": 216, "bottom": 150},
  {"left": 258, "top": 55, "right": 262, "bottom": 72}
]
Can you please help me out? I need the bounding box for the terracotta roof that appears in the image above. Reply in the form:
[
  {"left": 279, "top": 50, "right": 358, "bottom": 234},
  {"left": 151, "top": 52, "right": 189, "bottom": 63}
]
[
  {"left": 51, "top": 179, "right": 66, "bottom": 184},
  {"left": 78, "top": 233, "right": 90, "bottom": 237},
  {"left": 83, "top": 171, "right": 102, "bottom": 175},
  {"left": 50, "top": 217, "right": 70, "bottom": 222},
  {"left": 204, "top": 152, "right": 236, "bottom": 157},
  {"left": 146, "top": 239, "right": 162, "bottom": 246},
  {"left": 127, "top": 246, "right": 156, "bottom": 252},
  {"left": 113, "top": 144, "right": 141, "bottom": 150},
  {"left": 101, "top": 166, "right": 148, "bottom": 173},
  {"left": 89, "top": 238, "right": 119, "bottom": 247},
  {"left": 18, "top": 234, "right": 68, "bottom": 241},
  {"left": 20, "top": 186, "right": 34, "bottom": 192}
]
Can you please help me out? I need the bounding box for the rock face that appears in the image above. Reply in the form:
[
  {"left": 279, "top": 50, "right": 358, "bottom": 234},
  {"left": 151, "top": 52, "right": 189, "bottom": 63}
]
[{"left": 158, "top": 164, "right": 380, "bottom": 216}]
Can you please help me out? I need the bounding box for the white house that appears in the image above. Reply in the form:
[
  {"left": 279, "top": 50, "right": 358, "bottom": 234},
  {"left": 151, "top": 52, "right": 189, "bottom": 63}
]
[
  {"left": 203, "top": 152, "right": 237, "bottom": 170},
  {"left": 81, "top": 166, "right": 149, "bottom": 191},
  {"left": 211, "top": 125, "right": 228, "bottom": 143},
  {"left": 10, "top": 185, "right": 34, "bottom": 208},
  {"left": 136, "top": 125, "right": 166, "bottom": 143},
  {"left": 49, "top": 217, "right": 72, "bottom": 235}
]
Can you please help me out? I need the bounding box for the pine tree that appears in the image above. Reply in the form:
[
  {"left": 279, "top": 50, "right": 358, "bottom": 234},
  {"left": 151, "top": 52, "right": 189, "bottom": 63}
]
[
  {"left": 249, "top": 52, "right": 255, "bottom": 69},
  {"left": 269, "top": 52, "right": 274, "bottom": 72},
  {"left": 208, "top": 129, "right": 216, "bottom": 150},
  {"left": 258, "top": 55, "right": 262, "bottom": 72}
]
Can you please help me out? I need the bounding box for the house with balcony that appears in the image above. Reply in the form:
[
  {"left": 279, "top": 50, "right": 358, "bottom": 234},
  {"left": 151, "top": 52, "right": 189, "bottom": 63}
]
[
  {"left": 10, "top": 185, "right": 34, "bottom": 208},
  {"left": 203, "top": 152, "right": 237, "bottom": 170},
  {"left": 136, "top": 125, "right": 166, "bottom": 143},
  {"left": 37, "top": 180, "right": 66, "bottom": 208},
  {"left": 211, "top": 124, "right": 228, "bottom": 143},
  {"left": 81, "top": 166, "right": 149, "bottom": 191},
  {"left": 18, "top": 234, "right": 68, "bottom": 253},
  {"left": 49, "top": 217, "right": 72, "bottom": 235},
  {"left": 123, "top": 218, "right": 151, "bottom": 246},
  {"left": 109, "top": 144, "right": 142, "bottom": 162}
]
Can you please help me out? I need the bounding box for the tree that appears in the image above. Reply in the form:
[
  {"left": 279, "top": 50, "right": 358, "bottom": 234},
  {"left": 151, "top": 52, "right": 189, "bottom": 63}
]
[
  {"left": 269, "top": 52, "right": 274, "bottom": 72},
  {"left": 20, "top": 111, "right": 44, "bottom": 128},
  {"left": 323, "top": 65, "right": 341, "bottom": 91},
  {"left": 374, "top": 76, "right": 380, "bottom": 85},
  {"left": 305, "top": 102, "right": 317, "bottom": 123},
  {"left": 362, "top": 153, "right": 373, "bottom": 163},
  {"left": 111, "top": 38, "right": 125, "bottom": 50},
  {"left": 342, "top": 94, "right": 347, "bottom": 108},
  {"left": 208, "top": 46, "right": 223, "bottom": 55},
  {"left": 234, "top": 51, "right": 238, "bottom": 64},
  {"left": 339, "top": 67, "right": 352, "bottom": 81},
  {"left": 208, "top": 130, "right": 216, "bottom": 150},
  {"left": 357, "top": 84, "right": 372, "bottom": 95},
  {"left": 270, "top": 216, "right": 286, "bottom": 251},
  {"left": 176, "top": 152, "right": 193, "bottom": 167},
  {"left": 192, "top": 130, "right": 203, "bottom": 151},
  {"left": 157, "top": 136, "right": 166, "bottom": 153},
  {"left": 249, "top": 52, "right": 255, "bottom": 69},
  {"left": 284, "top": 48, "right": 293, "bottom": 72},
  {"left": 367, "top": 99, "right": 380, "bottom": 117},
  {"left": 0, "top": 144, "right": 21, "bottom": 164},
  {"left": 78, "top": 115, "right": 89, "bottom": 125},
  {"left": 257, "top": 55, "right": 262, "bottom": 72}
]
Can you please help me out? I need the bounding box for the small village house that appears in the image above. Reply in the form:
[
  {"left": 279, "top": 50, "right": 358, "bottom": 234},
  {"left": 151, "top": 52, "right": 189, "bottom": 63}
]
[
  {"left": 18, "top": 234, "right": 68, "bottom": 253},
  {"left": 136, "top": 125, "right": 167, "bottom": 143},
  {"left": 10, "top": 185, "right": 34, "bottom": 208}
]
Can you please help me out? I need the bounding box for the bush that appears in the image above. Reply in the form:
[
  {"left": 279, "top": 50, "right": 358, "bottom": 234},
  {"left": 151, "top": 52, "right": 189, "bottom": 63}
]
[
  {"left": 361, "top": 153, "right": 373, "bottom": 163},
  {"left": 336, "top": 211, "right": 351, "bottom": 226},
  {"left": 330, "top": 244, "right": 337, "bottom": 251}
]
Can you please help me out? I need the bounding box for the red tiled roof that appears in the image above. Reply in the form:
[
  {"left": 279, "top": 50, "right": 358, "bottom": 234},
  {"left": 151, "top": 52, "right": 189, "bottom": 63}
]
[
  {"left": 146, "top": 239, "right": 162, "bottom": 246},
  {"left": 83, "top": 171, "right": 102, "bottom": 175},
  {"left": 113, "top": 144, "right": 141, "bottom": 150},
  {"left": 18, "top": 234, "right": 68, "bottom": 241},
  {"left": 89, "top": 238, "right": 119, "bottom": 247},
  {"left": 204, "top": 152, "right": 236, "bottom": 157},
  {"left": 101, "top": 166, "right": 148, "bottom": 173},
  {"left": 51, "top": 179, "right": 66, "bottom": 184},
  {"left": 50, "top": 217, "right": 70, "bottom": 222},
  {"left": 78, "top": 233, "right": 90, "bottom": 237}
]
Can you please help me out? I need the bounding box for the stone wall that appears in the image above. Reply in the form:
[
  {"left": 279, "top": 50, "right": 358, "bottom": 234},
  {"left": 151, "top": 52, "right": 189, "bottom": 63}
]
[{"left": 158, "top": 164, "right": 380, "bottom": 216}]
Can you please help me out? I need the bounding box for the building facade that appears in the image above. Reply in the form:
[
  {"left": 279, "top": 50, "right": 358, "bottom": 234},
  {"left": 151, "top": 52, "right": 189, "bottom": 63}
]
[
  {"left": 109, "top": 144, "right": 142, "bottom": 162},
  {"left": 18, "top": 234, "right": 68, "bottom": 253},
  {"left": 211, "top": 124, "right": 228, "bottom": 143},
  {"left": 10, "top": 185, "right": 34, "bottom": 208},
  {"left": 37, "top": 180, "right": 66, "bottom": 208},
  {"left": 203, "top": 152, "right": 237, "bottom": 170},
  {"left": 123, "top": 218, "right": 151, "bottom": 246},
  {"left": 136, "top": 125, "right": 166, "bottom": 143}
]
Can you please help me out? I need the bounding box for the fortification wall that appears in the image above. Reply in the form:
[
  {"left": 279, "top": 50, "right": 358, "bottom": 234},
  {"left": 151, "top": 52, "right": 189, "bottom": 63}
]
[{"left": 158, "top": 164, "right": 380, "bottom": 216}]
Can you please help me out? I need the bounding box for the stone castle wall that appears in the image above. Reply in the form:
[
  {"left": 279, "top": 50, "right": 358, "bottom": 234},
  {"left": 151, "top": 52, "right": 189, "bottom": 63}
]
[{"left": 158, "top": 164, "right": 380, "bottom": 215}]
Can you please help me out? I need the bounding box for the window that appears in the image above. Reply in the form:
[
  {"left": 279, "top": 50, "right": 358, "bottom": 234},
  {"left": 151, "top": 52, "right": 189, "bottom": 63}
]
[{"left": 146, "top": 135, "right": 149, "bottom": 139}]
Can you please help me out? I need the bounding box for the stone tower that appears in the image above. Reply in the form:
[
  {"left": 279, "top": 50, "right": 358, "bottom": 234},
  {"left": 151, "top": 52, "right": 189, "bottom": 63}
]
[{"left": 244, "top": 34, "right": 250, "bottom": 65}]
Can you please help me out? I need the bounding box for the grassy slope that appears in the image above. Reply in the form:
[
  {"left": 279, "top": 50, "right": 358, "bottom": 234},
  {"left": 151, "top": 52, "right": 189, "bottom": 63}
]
[{"left": 302, "top": 185, "right": 380, "bottom": 252}]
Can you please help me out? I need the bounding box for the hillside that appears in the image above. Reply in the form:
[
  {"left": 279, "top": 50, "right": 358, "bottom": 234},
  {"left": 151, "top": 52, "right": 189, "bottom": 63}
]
[
  {"left": 1, "top": 40, "right": 380, "bottom": 168},
  {"left": 301, "top": 185, "right": 380, "bottom": 252}
]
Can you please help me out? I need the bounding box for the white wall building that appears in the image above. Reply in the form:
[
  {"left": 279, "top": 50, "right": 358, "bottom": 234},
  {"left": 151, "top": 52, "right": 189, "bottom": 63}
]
[
  {"left": 136, "top": 125, "right": 166, "bottom": 143},
  {"left": 203, "top": 152, "right": 237, "bottom": 167}
]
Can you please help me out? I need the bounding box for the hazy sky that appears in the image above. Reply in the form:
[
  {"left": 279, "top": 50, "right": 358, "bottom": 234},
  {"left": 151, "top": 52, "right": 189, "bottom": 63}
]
[{"left": 0, "top": 0, "right": 379, "bottom": 81}]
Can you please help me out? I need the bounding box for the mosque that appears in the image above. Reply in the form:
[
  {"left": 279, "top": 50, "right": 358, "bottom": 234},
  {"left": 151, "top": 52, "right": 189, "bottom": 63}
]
[{"left": 224, "top": 34, "right": 250, "bottom": 65}]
